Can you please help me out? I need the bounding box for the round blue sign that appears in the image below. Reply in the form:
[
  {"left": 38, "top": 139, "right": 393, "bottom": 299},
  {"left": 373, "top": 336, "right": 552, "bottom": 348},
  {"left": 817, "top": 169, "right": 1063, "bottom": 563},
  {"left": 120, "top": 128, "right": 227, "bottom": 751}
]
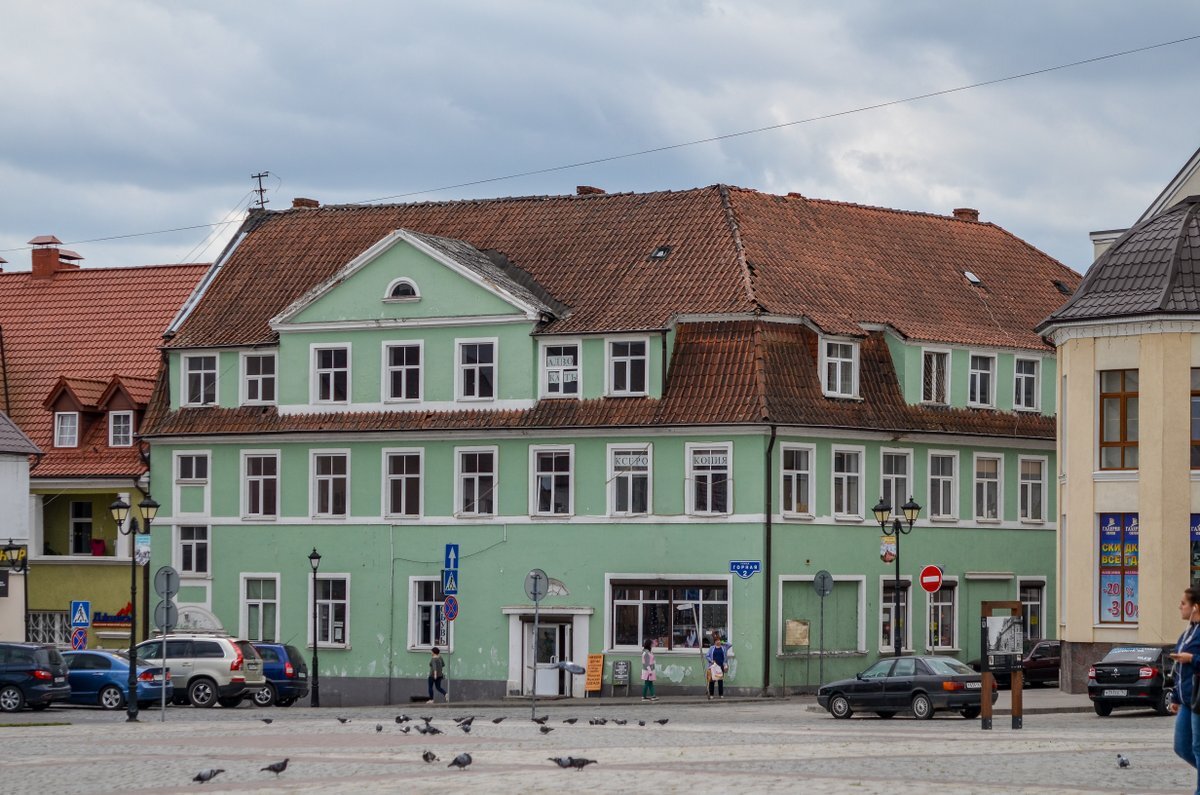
[{"left": 444, "top": 595, "right": 459, "bottom": 622}]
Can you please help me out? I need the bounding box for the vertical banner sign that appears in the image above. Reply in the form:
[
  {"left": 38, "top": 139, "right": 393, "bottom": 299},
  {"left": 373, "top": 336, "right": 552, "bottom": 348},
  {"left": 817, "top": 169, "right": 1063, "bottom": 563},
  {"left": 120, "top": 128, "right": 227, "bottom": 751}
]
[
  {"left": 1191, "top": 514, "right": 1200, "bottom": 584},
  {"left": 134, "top": 534, "right": 152, "bottom": 567},
  {"left": 1123, "top": 514, "right": 1139, "bottom": 621},
  {"left": 1098, "top": 514, "right": 1123, "bottom": 622}
]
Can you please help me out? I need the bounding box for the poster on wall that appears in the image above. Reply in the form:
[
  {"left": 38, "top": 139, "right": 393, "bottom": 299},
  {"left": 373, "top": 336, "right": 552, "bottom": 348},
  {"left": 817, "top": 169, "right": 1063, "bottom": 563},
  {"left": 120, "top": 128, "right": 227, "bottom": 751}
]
[{"left": 1098, "top": 513, "right": 1138, "bottom": 623}]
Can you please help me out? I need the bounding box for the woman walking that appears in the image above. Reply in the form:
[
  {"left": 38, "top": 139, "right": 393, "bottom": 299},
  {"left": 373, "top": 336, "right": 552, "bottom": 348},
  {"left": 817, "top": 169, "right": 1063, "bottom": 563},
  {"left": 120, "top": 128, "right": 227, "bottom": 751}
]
[
  {"left": 1170, "top": 585, "right": 1200, "bottom": 795},
  {"left": 641, "top": 638, "right": 658, "bottom": 702}
]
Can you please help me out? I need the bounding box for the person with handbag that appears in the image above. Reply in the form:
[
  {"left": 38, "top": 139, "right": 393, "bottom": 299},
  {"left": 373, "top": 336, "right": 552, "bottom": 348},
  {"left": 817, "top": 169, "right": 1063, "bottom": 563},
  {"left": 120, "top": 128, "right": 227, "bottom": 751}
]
[
  {"left": 640, "top": 638, "right": 658, "bottom": 702},
  {"left": 706, "top": 632, "right": 731, "bottom": 699},
  {"left": 1169, "top": 585, "right": 1200, "bottom": 795}
]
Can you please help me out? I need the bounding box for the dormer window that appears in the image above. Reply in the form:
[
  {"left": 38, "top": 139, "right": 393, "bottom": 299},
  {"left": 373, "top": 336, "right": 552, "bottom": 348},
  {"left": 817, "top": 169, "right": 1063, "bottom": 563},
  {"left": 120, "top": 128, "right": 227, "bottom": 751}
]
[
  {"left": 183, "top": 354, "right": 218, "bottom": 406},
  {"left": 820, "top": 339, "right": 859, "bottom": 398},
  {"left": 55, "top": 412, "right": 79, "bottom": 447},
  {"left": 109, "top": 411, "right": 133, "bottom": 447},
  {"left": 385, "top": 278, "right": 420, "bottom": 301}
]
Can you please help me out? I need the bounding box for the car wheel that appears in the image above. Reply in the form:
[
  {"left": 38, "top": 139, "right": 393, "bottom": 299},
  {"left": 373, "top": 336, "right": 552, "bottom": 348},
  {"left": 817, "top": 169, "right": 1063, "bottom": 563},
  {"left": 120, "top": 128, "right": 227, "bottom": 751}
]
[
  {"left": 828, "top": 694, "right": 853, "bottom": 719},
  {"left": 911, "top": 693, "right": 934, "bottom": 720},
  {"left": 217, "top": 696, "right": 244, "bottom": 708},
  {"left": 960, "top": 705, "right": 981, "bottom": 719},
  {"left": 875, "top": 711, "right": 896, "bottom": 719},
  {"left": 188, "top": 678, "right": 218, "bottom": 708},
  {"left": 1155, "top": 689, "right": 1172, "bottom": 716},
  {"left": 1094, "top": 701, "right": 1113, "bottom": 717},
  {"left": 0, "top": 685, "right": 24, "bottom": 713},
  {"left": 253, "top": 684, "right": 276, "bottom": 708},
  {"left": 275, "top": 697, "right": 295, "bottom": 707},
  {"left": 98, "top": 685, "right": 125, "bottom": 711}
]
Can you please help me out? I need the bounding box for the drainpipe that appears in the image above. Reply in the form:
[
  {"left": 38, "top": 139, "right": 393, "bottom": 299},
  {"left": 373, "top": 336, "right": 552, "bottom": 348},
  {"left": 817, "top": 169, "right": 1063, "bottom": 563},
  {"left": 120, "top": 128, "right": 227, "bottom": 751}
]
[{"left": 761, "top": 425, "right": 777, "bottom": 696}]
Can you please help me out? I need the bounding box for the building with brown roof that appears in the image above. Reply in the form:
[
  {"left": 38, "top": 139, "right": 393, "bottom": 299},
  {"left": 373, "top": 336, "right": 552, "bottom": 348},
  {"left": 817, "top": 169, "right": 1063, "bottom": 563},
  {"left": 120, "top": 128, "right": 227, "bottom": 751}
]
[{"left": 144, "top": 186, "right": 1078, "bottom": 704}]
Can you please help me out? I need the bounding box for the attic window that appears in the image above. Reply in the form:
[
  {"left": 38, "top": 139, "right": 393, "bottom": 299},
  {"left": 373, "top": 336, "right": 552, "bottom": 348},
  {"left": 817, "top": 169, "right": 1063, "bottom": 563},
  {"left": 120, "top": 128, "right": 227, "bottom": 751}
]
[
  {"left": 1052, "top": 280, "right": 1073, "bottom": 296},
  {"left": 649, "top": 245, "right": 672, "bottom": 261},
  {"left": 963, "top": 271, "right": 982, "bottom": 286},
  {"left": 385, "top": 278, "right": 420, "bottom": 301}
]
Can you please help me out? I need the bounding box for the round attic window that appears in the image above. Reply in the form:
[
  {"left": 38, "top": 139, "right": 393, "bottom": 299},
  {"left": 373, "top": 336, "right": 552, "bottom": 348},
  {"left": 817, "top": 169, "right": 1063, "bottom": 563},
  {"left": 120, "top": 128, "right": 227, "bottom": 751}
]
[{"left": 385, "top": 278, "right": 420, "bottom": 301}]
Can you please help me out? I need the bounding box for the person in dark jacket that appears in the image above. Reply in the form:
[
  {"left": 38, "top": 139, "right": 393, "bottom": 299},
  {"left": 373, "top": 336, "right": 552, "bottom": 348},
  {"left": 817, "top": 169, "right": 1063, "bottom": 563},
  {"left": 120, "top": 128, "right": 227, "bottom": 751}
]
[
  {"left": 706, "top": 632, "right": 731, "bottom": 699},
  {"left": 1169, "top": 585, "right": 1200, "bottom": 795}
]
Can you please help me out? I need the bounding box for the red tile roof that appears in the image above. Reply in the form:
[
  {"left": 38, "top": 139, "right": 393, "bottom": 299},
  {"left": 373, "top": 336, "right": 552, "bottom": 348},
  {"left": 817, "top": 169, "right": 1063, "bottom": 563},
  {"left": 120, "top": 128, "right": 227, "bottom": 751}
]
[{"left": 0, "top": 264, "right": 209, "bottom": 478}]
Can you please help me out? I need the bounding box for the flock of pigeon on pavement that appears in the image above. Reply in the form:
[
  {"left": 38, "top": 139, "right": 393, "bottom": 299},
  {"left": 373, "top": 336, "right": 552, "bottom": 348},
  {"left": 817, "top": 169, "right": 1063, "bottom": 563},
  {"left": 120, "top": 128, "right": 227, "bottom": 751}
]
[{"left": 192, "top": 712, "right": 671, "bottom": 782}]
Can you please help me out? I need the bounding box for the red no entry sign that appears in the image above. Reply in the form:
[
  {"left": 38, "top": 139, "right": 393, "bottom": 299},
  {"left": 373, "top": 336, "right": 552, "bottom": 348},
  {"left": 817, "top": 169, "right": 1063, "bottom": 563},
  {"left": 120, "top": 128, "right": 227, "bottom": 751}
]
[{"left": 919, "top": 565, "right": 943, "bottom": 593}]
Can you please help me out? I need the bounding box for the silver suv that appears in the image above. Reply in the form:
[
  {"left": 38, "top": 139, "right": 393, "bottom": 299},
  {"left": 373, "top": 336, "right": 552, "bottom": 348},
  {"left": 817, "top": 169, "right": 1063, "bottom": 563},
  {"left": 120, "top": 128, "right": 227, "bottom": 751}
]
[{"left": 134, "top": 633, "right": 266, "bottom": 708}]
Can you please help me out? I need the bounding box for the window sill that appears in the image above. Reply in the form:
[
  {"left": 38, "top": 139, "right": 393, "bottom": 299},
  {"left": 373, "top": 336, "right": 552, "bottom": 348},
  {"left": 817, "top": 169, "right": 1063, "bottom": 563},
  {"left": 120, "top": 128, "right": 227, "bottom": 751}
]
[
  {"left": 822, "top": 392, "right": 863, "bottom": 401},
  {"left": 609, "top": 512, "right": 650, "bottom": 519},
  {"left": 241, "top": 401, "right": 278, "bottom": 407},
  {"left": 180, "top": 573, "right": 212, "bottom": 581},
  {"left": 974, "top": 518, "right": 1002, "bottom": 525},
  {"left": 454, "top": 513, "right": 496, "bottom": 520},
  {"left": 966, "top": 403, "right": 995, "bottom": 410},
  {"left": 929, "top": 647, "right": 960, "bottom": 654},
  {"left": 538, "top": 394, "right": 582, "bottom": 401},
  {"left": 243, "top": 515, "right": 278, "bottom": 522},
  {"left": 409, "top": 645, "right": 453, "bottom": 653},
  {"left": 530, "top": 513, "right": 574, "bottom": 520},
  {"left": 181, "top": 403, "right": 218, "bottom": 409},
  {"left": 1013, "top": 406, "right": 1040, "bottom": 413},
  {"left": 456, "top": 397, "right": 496, "bottom": 403},
  {"left": 308, "top": 643, "right": 350, "bottom": 651},
  {"left": 1093, "top": 470, "right": 1138, "bottom": 482},
  {"left": 832, "top": 515, "right": 864, "bottom": 523},
  {"left": 781, "top": 512, "right": 815, "bottom": 521},
  {"left": 385, "top": 514, "right": 422, "bottom": 522},
  {"left": 687, "top": 512, "right": 732, "bottom": 519},
  {"left": 310, "top": 515, "right": 348, "bottom": 521},
  {"left": 606, "top": 393, "right": 649, "bottom": 399},
  {"left": 1019, "top": 519, "right": 1046, "bottom": 526},
  {"left": 928, "top": 516, "right": 958, "bottom": 523}
]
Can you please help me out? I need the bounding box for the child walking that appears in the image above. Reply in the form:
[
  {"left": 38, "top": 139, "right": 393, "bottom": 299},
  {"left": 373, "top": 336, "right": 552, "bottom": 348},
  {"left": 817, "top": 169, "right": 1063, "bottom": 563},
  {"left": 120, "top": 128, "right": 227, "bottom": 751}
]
[
  {"left": 641, "top": 638, "right": 658, "bottom": 702},
  {"left": 427, "top": 647, "right": 448, "bottom": 703}
]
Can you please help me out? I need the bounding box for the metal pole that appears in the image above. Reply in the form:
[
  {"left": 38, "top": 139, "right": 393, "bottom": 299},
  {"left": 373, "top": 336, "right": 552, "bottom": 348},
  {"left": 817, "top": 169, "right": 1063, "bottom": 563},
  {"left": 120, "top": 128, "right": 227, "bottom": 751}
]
[
  {"left": 531, "top": 576, "right": 540, "bottom": 721},
  {"left": 126, "top": 518, "right": 140, "bottom": 722},
  {"left": 894, "top": 520, "right": 902, "bottom": 658},
  {"left": 819, "top": 592, "right": 826, "bottom": 684},
  {"left": 22, "top": 552, "right": 29, "bottom": 643},
  {"left": 311, "top": 565, "right": 320, "bottom": 708}
]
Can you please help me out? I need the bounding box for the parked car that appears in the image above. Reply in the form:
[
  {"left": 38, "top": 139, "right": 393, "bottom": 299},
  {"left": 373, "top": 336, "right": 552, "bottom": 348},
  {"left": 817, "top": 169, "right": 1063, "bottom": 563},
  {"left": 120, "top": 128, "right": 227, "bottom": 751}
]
[
  {"left": 250, "top": 643, "right": 309, "bottom": 707},
  {"left": 0, "top": 642, "right": 71, "bottom": 712},
  {"left": 817, "top": 655, "right": 997, "bottom": 720},
  {"left": 134, "top": 633, "right": 266, "bottom": 708},
  {"left": 1087, "top": 645, "right": 1174, "bottom": 717},
  {"left": 969, "top": 639, "right": 1061, "bottom": 687},
  {"left": 62, "top": 650, "right": 172, "bottom": 710}
]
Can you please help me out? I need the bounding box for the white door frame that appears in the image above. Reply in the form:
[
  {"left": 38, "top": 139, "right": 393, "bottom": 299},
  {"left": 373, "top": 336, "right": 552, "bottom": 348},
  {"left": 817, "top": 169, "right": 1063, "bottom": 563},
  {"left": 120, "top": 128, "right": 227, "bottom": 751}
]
[{"left": 502, "top": 606, "right": 592, "bottom": 697}]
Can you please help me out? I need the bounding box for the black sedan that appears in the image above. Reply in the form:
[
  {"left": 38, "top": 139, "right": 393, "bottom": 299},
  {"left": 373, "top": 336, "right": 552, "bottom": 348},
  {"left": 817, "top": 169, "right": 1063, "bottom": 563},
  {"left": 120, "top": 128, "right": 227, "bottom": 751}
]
[
  {"left": 1087, "top": 645, "right": 1174, "bottom": 717},
  {"left": 817, "top": 656, "right": 996, "bottom": 720}
]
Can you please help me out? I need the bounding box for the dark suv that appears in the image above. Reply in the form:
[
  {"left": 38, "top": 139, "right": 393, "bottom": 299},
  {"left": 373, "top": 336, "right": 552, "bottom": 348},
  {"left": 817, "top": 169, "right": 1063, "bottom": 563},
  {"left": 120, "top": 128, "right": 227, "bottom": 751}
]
[
  {"left": 251, "top": 643, "right": 309, "bottom": 707},
  {"left": 0, "top": 642, "right": 71, "bottom": 712}
]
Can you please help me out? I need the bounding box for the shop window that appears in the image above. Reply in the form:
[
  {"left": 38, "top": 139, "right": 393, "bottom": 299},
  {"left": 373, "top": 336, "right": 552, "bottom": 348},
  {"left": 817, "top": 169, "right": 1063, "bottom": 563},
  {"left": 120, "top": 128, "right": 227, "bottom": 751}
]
[
  {"left": 1098, "top": 513, "right": 1138, "bottom": 624},
  {"left": 611, "top": 581, "right": 728, "bottom": 651}
]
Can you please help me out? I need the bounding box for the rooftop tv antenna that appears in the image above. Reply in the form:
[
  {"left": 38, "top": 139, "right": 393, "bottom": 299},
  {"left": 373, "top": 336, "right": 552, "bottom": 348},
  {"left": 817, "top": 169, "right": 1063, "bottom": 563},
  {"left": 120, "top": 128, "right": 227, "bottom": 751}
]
[{"left": 251, "top": 172, "right": 270, "bottom": 208}]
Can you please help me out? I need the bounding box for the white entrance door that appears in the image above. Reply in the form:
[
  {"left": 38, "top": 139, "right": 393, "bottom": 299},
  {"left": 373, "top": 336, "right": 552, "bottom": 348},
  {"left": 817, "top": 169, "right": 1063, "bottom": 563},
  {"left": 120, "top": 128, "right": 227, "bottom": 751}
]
[{"left": 530, "top": 623, "right": 572, "bottom": 695}]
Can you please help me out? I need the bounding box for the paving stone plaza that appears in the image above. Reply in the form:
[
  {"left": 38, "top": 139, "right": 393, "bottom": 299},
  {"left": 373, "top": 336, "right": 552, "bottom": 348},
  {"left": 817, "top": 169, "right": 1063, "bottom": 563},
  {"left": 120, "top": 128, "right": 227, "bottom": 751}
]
[{"left": 0, "top": 696, "right": 1190, "bottom": 793}]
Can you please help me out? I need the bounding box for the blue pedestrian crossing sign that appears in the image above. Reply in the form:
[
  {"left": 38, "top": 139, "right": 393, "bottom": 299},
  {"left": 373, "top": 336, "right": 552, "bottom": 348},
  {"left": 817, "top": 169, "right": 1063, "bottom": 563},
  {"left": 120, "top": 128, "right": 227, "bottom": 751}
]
[
  {"left": 442, "top": 568, "right": 459, "bottom": 595},
  {"left": 444, "top": 544, "right": 459, "bottom": 570},
  {"left": 70, "top": 600, "right": 91, "bottom": 628}
]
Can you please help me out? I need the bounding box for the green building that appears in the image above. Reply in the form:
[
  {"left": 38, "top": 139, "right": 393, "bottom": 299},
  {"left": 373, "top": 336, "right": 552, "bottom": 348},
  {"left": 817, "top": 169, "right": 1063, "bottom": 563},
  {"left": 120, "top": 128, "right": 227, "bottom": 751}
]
[{"left": 143, "top": 187, "right": 1078, "bottom": 705}]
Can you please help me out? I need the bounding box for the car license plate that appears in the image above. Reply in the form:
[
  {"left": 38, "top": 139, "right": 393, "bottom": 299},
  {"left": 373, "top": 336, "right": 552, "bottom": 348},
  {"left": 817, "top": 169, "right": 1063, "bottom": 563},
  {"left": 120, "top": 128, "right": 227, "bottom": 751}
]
[
  {"left": 53, "top": 677, "right": 64, "bottom": 684},
  {"left": 1102, "top": 689, "right": 1127, "bottom": 697},
  {"left": 965, "top": 682, "right": 981, "bottom": 689},
  {"left": 298, "top": 672, "right": 307, "bottom": 679}
]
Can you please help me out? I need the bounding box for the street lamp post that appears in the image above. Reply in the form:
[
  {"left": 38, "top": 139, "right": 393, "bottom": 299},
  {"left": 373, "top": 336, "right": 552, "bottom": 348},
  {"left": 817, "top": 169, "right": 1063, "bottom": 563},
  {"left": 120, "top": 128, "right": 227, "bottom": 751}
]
[
  {"left": 1, "top": 539, "right": 28, "bottom": 641},
  {"left": 110, "top": 495, "right": 158, "bottom": 722},
  {"left": 873, "top": 496, "right": 922, "bottom": 658},
  {"left": 309, "top": 547, "right": 321, "bottom": 708}
]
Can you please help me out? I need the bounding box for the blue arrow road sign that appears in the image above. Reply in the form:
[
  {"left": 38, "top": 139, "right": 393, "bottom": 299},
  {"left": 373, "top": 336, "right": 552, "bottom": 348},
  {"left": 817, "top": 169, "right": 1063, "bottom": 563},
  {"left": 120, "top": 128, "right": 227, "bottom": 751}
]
[
  {"left": 71, "top": 600, "right": 91, "bottom": 627},
  {"left": 445, "top": 543, "right": 459, "bottom": 570},
  {"left": 729, "top": 560, "right": 762, "bottom": 580},
  {"left": 442, "top": 569, "right": 459, "bottom": 595}
]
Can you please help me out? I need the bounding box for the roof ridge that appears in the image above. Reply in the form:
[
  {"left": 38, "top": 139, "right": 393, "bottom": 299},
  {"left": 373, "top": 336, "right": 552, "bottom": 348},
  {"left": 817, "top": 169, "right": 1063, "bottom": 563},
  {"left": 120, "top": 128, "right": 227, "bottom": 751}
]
[
  {"left": 718, "top": 185, "right": 760, "bottom": 313},
  {"left": 751, "top": 321, "right": 769, "bottom": 422},
  {"left": 274, "top": 185, "right": 727, "bottom": 214},
  {"left": 1156, "top": 201, "right": 1200, "bottom": 311}
]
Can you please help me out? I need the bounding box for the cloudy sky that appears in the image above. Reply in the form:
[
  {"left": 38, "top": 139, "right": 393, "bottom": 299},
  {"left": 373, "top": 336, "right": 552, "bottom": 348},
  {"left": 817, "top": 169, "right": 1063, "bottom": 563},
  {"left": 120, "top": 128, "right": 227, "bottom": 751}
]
[{"left": 1, "top": 1, "right": 1198, "bottom": 274}]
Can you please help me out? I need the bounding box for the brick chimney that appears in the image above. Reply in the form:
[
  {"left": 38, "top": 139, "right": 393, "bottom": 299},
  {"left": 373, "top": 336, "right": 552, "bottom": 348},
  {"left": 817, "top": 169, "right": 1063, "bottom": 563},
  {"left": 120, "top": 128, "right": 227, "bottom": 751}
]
[
  {"left": 292, "top": 197, "right": 320, "bottom": 209},
  {"left": 29, "top": 235, "right": 82, "bottom": 279},
  {"left": 952, "top": 208, "right": 980, "bottom": 222},
  {"left": 576, "top": 186, "right": 606, "bottom": 196}
]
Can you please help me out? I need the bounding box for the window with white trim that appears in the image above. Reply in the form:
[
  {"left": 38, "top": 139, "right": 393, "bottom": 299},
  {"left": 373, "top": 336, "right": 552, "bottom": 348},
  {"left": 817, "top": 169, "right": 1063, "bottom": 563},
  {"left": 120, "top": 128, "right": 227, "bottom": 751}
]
[
  {"left": 177, "top": 453, "right": 208, "bottom": 482},
  {"left": 881, "top": 580, "right": 910, "bottom": 653},
  {"left": 312, "top": 453, "right": 348, "bottom": 517},
  {"left": 411, "top": 578, "right": 450, "bottom": 650},
  {"left": 542, "top": 343, "right": 580, "bottom": 397},
  {"left": 608, "top": 340, "right": 647, "bottom": 396},
  {"left": 243, "top": 353, "right": 276, "bottom": 405},
  {"left": 54, "top": 412, "right": 79, "bottom": 447},
  {"left": 781, "top": 445, "right": 813, "bottom": 516},
  {"left": 244, "top": 453, "right": 279, "bottom": 518},
  {"left": 243, "top": 576, "right": 278, "bottom": 643},
  {"left": 385, "top": 451, "right": 422, "bottom": 518},
  {"left": 108, "top": 411, "right": 133, "bottom": 447},
  {"left": 385, "top": 278, "right": 419, "bottom": 300},
  {"left": 458, "top": 341, "right": 495, "bottom": 400},
  {"left": 314, "top": 347, "right": 349, "bottom": 403},
  {"left": 929, "top": 453, "right": 957, "bottom": 519},
  {"left": 179, "top": 526, "right": 209, "bottom": 575},
  {"left": 532, "top": 447, "right": 572, "bottom": 515},
  {"left": 457, "top": 449, "right": 496, "bottom": 516},
  {"left": 881, "top": 451, "right": 910, "bottom": 515},
  {"left": 968, "top": 354, "right": 996, "bottom": 407},
  {"left": 822, "top": 340, "right": 858, "bottom": 398},
  {"left": 611, "top": 581, "right": 728, "bottom": 651},
  {"left": 1014, "top": 358, "right": 1039, "bottom": 411},
  {"left": 832, "top": 448, "right": 863, "bottom": 518},
  {"left": 1019, "top": 457, "right": 1045, "bottom": 522},
  {"left": 184, "top": 354, "right": 217, "bottom": 405},
  {"left": 610, "top": 446, "right": 650, "bottom": 516},
  {"left": 312, "top": 576, "right": 348, "bottom": 647},
  {"left": 1020, "top": 580, "right": 1044, "bottom": 640},
  {"left": 974, "top": 455, "right": 1001, "bottom": 521},
  {"left": 687, "top": 445, "right": 731, "bottom": 515},
  {"left": 922, "top": 350, "right": 949, "bottom": 404},
  {"left": 385, "top": 343, "right": 421, "bottom": 401},
  {"left": 927, "top": 581, "right": 957, "bottom": 650},
  {"left": 70, "top": 501, "right": 93, "bottom": 555}
]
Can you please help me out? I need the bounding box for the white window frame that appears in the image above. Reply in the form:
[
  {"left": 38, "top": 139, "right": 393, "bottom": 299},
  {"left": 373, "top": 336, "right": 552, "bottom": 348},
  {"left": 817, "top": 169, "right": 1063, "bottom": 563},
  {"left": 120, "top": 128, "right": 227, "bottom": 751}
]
[
  {"left": 606, "top": 336, "right": 650, "bottom": 397},
  {"left": 407, "top": 576, "right": 453, "bottom": 651},
  {"left": 921, "top": 347, "right": 951, "bottom": 405},
  {"left": 968, "top": 352, "right": 996, "bottom": 408},
  {"left": 455, "top": 338, "right": 498, "bottom": 402},
  {"left": 240, "top": 573, "right": 280, "bottom": 643},
  {"left": 175, "top": 452, "right": 210, "bottom": 483},
  {"left": 780, "top": 443, "right": 815, "bottom": 518},
  {"left": 539, "top": 340, "right": 582, "bottom": 399},
  {"left": 928, "top": 450, "right": 959, "bottom": 520},
  {"left": 454, "top": 446, "right": 498, "bottom": 518},
  {"left": 382, "top": 447, "right": 424, "bottom": 519},
  {"left": 310, "top": 449, "right": 350, "bottom": 518},
  {"left": 973, "top": 453, "right": 1003, "bottom": 522},
  {"left": 177, "top": 525, "right": 210, "bottom": 577},
  {"left": 685, "top": 442, "right": 733, "bottom": 516},
  {"left": 820, "top": 338, "right": 860, "bottom": 398},
  {"left": 604, "top": 574, "right": 733, "bottom": 653},
  {"left": 240, "top": 351, "right": 277, "bottom": 406},
  {"left": 242, "top": 450, "right": 280, "bottom": 519},
  {"left": 381, "top": 340, "right": 423, "bottom": 403},
  {"left": 108, "top": 411, "right": 133, "bottom": 447},
  {"left": 608, "top": 444, "right": 652, "bottom": 517},
  {"left": 311, "top": 344, "right": 351, "bottom": 405},
  {"left": 1014, "top": 356, "right": 1040, "bottom": 412},
  {"left": 182, "top": 353, "right": 218, "bottom": 406},
  {"left": 879, "top": 448, "right": 912, "bottom": 516},
  {"left": 529, "top": 445, "right": 574, "bottom": 517},
  {"left": 306, "top": 573, "right": 350, "bottom": 649},
  {"left": 880, "top": 576, "right": 913, "bottom": 654},
  {"left": 54, "top": 412, "right": 79, "bottom": 448},
  {"left": 1018, "top": 455, "right": 1047, "bottom": 523},
  {"left": 926, "top": 577, "right": 959, "bottom": 651},
  {"left": 384, "top": 277, "right": 421, "bottom": 302},
  {"left": 831, "top": 445, "right": 865, "bottom": 520}
]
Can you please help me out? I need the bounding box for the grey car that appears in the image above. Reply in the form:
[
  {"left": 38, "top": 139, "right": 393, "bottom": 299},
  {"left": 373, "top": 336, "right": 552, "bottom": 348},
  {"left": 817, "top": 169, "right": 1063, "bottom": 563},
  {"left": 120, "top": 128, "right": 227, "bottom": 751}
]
[{"left": 135, "top": 633, "right": 265, "bottom": 708}]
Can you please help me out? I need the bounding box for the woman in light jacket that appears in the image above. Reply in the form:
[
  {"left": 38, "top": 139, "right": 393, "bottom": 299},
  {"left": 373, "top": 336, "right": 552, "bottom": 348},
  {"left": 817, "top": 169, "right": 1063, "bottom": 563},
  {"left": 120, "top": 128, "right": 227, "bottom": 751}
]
[{"left": 641, "top": 638, "right": 658, "bottom": 702}]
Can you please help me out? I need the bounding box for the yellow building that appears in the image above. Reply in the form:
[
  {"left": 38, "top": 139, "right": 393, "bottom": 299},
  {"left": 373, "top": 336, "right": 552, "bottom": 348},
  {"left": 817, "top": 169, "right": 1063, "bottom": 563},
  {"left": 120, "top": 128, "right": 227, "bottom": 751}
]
[{"left": 1039, "top": 194, "right": 1200, "bottom": 691}]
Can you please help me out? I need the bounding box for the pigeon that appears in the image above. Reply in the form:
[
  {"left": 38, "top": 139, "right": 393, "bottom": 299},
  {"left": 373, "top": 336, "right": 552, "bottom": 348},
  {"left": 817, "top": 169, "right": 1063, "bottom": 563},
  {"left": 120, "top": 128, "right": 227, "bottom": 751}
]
[
  {"left": 260, "top": 718, "right": 273, "bottom": 725},
  {"left": 376, "top": 724, "right": 383, "bottom": 733},
  {"left": 399, "top": 725, "right": 411, "bottom": 734},
  {"left": 260, "top": 759, "right": 289, "bottom": 776},
  {"left": 425, "top": 725, "right": 444, "bottom": 736},
  {"left": 455, "top": 716, "right": 475, "bottom": 727},
  {"left": 491, "top": 717, "right": 505, "bottom": 724},
  {"left": 531, "top": 715, "right": 548, "bottom": 725},
  {"left": 638, "top": 720, "right": 646, "bottom": 727},
  {"left": 420, "top": 716, "right": 434, "bottom": 725},
  {"left": 336, "top": 717, "right": 350, "bottom": 724},
  {"left": 448, "top": 753, "right": 473, "bottom": 770},
  {"left": 655, "top": 718, "right": 669, "bottom": 725},
  {"left": 588, "top": 718, "right": 607, "bottom": 726},
  {"left": 396, "top": 714, "right": 411, "bottom": 724},
  {"left": 570, "top": 757, "right": 598, "bottom": 770},
  {"left": 562, "top": 718, "right": 578, "bottom": 725},
  {"left": 460, "top": 724, "right": 471, "bottom": 734},
  {"left": 193, "top": 769, "right": 225, "bottom": 784},
  {"left": 613, "top": 719, "right": 627, "bottom": 726},
  {"left": 422, "top": 750, "right": 439, "bottom": 764},
  {"left": 549, "top": 756, "right": 574, "bottom": 768},
  {"left": 1117, "top": 754, "right": 1131, "bottom": 769},
  {"left": 539, "top": 725, "right": 554, "bottom": 734}
]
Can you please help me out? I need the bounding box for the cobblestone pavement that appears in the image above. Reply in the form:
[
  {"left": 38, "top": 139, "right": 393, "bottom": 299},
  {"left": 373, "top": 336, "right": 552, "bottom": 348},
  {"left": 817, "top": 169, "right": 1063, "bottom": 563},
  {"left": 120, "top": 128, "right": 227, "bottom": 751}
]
[{"left": 0, "top": 699, "right": 1190, "bottom": 794}]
